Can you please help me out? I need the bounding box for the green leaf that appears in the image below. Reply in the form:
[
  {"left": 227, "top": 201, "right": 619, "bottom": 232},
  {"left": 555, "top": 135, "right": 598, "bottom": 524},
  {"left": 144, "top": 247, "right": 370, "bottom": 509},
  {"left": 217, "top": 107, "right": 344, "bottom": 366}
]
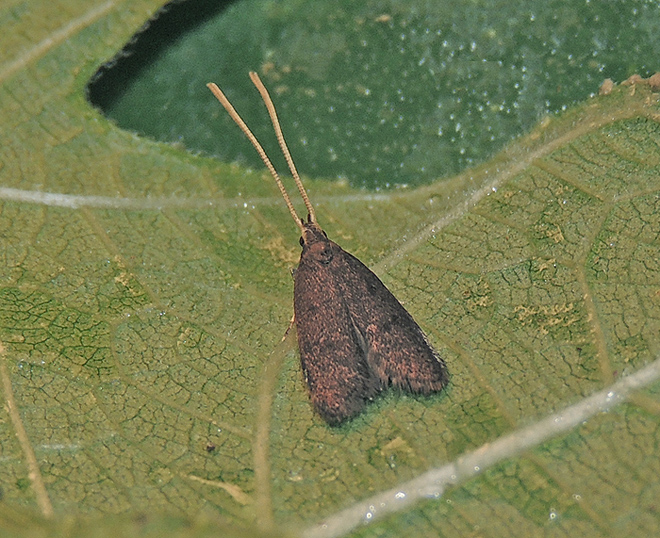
[{"left": 1, "top": 1, "right": 660, "bottom": 538}]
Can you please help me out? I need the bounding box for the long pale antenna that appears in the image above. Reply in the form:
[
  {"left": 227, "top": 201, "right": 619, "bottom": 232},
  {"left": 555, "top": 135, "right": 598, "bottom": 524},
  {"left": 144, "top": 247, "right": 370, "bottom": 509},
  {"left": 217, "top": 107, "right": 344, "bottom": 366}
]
[
  {"left": 248, "top": 72, "right": 316, "bottom": 223},
  {"left": 206, "top": 76, "right": 313, "bottom": 231}
]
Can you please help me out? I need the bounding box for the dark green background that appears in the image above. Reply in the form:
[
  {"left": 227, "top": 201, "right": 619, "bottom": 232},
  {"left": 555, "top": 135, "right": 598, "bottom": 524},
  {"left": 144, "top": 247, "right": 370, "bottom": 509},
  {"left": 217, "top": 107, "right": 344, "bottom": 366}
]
[{"left": 99, "top": 0, "right": 658, "bottom": 188}]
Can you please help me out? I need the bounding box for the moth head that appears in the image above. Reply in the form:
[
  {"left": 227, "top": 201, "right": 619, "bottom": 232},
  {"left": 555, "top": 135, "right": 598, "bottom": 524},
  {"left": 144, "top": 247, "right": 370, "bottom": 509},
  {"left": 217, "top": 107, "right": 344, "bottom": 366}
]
[
  {"left": 299, "top": 220, "right": 327, "bottom": 244},
  {"left": 300, "top": 221, "right": 333, "bottom": 263}
]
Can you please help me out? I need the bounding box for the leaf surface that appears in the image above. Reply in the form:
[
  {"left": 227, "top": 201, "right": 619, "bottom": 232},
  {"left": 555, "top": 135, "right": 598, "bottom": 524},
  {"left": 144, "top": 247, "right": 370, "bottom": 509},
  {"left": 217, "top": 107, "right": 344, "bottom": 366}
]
[{"left": 1, "top": 1, "right": 659, "bottom": 537}]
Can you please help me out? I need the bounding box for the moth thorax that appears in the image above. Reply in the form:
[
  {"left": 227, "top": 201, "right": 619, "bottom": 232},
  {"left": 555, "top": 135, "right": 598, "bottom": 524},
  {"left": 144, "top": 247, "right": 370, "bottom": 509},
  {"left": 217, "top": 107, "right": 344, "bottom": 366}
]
[
  {"left": 307, "top": 241, "right": 334, "bottom": 264},
  {"left": 301, "top": 223, "right": 333, "bottom": 263}
]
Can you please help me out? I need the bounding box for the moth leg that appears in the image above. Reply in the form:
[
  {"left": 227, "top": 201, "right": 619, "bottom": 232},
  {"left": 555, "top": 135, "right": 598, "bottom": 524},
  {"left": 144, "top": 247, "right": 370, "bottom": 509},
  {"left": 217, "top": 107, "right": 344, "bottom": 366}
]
[{"left": 282, "top": 312, "right": 296, "bottom": 342}]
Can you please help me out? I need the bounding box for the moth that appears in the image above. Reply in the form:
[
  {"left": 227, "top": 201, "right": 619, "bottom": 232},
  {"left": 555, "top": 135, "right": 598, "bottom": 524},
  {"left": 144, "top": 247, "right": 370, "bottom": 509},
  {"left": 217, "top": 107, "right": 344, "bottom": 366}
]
[{"left": 207, "top": 73, "right": 448, "bottom": 425}]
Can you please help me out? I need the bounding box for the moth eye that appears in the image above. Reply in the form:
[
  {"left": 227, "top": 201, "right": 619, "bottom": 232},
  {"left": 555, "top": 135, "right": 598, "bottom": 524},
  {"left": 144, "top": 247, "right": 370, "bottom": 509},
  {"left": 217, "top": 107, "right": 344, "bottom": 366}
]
[{"left": 299, "top": 236, "right": 305, "bottom": 246}]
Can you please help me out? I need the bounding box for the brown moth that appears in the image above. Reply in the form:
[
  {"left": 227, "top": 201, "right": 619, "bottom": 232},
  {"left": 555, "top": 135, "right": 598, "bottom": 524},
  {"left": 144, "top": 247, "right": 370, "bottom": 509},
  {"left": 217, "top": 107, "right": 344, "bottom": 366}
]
[{"left": 207, "top": 73, "right": 448, "bottom": 425}]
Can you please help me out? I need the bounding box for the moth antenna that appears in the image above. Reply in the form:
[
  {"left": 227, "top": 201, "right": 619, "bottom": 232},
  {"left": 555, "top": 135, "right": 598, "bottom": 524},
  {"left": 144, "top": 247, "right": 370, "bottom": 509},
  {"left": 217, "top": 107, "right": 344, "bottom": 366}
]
[
  {"left": 248, "top": 71, "right": 317, "bottom": 224},
  {"left": 206, "top": 81, "right": 305, "bottom": 232}
]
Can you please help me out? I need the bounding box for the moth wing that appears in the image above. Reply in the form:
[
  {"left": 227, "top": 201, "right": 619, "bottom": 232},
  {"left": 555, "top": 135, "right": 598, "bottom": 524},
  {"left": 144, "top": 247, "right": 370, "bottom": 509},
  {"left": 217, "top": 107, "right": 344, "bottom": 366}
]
[
  {"left": 294, "top": 251, "right": 379, "bottom": 425},
  {"left": 333, "top": 244, "right": 449, "bottom": 394}
]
